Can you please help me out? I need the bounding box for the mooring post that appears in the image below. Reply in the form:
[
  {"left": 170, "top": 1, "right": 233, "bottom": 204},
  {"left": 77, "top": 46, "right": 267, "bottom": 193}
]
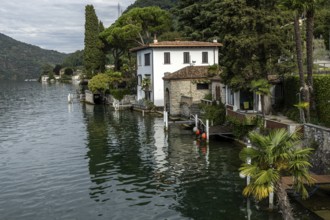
[
  {"left": 206, "top": 119, "right": 209, "bottom": 143},
  {"left": 164, "top": 111, "right": 168, "bottom": 131},
  {"left": 246, "top": 139, "right": 251, "bottom": 185},
  {"left": 142, "top": 110, "right": 144, "bottom": 117}
]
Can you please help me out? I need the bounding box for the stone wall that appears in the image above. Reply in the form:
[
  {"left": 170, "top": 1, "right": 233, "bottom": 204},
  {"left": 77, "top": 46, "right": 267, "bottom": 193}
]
[
  {"left": 304, "top": 123, "right": 330, "bottom": 174},
  {"left": 164, "top": 79, "right": 210, "bottom": 116},
  {"left": 211, "top": 81, "right": 226, "bottom": 104},
  {"left": 85, "top": 90, "right": 94, "bottom": 104}
]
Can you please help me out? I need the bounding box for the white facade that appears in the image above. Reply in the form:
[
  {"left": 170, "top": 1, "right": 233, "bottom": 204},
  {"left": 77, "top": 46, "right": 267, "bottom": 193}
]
[{"left": 133, "top": 41, "right": 220, "bottom": 107}]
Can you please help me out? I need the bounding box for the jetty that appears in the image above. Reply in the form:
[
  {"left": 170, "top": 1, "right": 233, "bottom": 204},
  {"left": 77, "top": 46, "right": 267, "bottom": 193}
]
[
  {"left": 209, "top": 125, "right": 233, "bottom": 138},
  {"left": 282, "top": 174, "right": 330, "bottom": 191},
  {"left": 282, "top": 174, "right": 330, "bottom": 219}
]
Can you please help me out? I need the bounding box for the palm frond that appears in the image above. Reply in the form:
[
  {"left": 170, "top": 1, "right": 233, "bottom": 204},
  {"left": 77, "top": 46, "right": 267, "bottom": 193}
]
[
  {"left": 254, "top": 169, "right": 280, "bottom": 185},
  {"left": 239, "top": 164, "right": 260, "bottom": 176},
  {"left": 243, "top": 184, "right": 273, "bottom": 200}
]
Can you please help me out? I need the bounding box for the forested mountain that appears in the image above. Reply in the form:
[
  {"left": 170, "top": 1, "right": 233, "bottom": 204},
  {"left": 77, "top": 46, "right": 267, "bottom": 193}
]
[
  {"left": 125, "top": 0, "right": 178, "bottom": 11},
  {"left": 0, "top": 33, "right": 68, "bottom": 81}
]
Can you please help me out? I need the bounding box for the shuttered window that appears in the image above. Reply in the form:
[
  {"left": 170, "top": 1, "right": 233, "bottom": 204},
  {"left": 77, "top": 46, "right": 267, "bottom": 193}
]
[
  {"left": 144, "top": 53, "right": 150, "bottom": 66},
  {"left": 183, "top": 52, "right": 190, "bottom": 64},
  {"left": 202, "top": 52, "right": 208, "bottom": 63},
  {"left": 164, "top": 52, "right": 170, "bottom": 64}
]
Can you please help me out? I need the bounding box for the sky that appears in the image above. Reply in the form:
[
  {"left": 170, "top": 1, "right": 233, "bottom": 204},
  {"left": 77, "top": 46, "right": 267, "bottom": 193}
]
[{"left": 0, "top": 0, "right": 136, "bottom": 54}]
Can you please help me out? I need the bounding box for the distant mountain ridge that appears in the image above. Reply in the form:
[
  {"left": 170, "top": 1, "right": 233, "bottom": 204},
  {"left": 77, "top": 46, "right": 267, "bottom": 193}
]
[{"left": 0, "top": 33, "right": 68, "bottom": 80}]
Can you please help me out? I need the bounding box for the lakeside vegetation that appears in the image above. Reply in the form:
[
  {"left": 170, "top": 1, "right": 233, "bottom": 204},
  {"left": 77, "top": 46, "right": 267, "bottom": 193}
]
[{"left": 1, "top": 0, "right": 330, "bottom": 217}]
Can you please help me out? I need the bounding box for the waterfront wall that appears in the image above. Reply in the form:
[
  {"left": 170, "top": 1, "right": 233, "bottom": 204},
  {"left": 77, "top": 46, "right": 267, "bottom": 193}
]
[{"left": 304, "top": 123, "right": 330, "bottom": 174}]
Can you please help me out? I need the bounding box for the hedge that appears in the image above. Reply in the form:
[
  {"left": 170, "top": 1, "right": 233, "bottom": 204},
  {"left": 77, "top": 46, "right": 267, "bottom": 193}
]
[{"left": 283, "top": 75, "right": 330, "bottom": 126}]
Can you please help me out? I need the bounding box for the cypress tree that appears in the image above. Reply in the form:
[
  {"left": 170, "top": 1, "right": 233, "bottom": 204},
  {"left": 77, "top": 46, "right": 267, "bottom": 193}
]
[{"left": 84, "top": 5, "right": 105, "bottom": 78}]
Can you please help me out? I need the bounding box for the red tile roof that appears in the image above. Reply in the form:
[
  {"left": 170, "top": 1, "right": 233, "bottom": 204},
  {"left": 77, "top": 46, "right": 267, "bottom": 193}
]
[
  {"left": 163, "top": 66, "right": 210, "bottom": 80},
  {"left": 130, "top": 40, "right": 223, "bottom": 52}
]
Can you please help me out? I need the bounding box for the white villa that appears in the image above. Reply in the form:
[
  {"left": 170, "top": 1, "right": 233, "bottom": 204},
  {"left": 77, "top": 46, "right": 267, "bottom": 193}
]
[{"left": 130, "top": 39, "right": 222, "bottom": 107}]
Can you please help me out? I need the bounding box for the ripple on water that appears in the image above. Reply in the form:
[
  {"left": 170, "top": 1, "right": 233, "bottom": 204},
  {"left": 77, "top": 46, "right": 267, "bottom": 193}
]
[{"left": 0, "top": 82, "right": 317, "bottom": 220}]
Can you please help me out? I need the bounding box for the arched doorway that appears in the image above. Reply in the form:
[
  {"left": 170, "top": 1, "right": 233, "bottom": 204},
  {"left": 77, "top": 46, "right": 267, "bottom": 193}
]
[
  {"left": 216, "top": 85, "right": 221, "bottom": 101},
  {"left": 165, "top": 88, "right": 170, "bottom": 113}
]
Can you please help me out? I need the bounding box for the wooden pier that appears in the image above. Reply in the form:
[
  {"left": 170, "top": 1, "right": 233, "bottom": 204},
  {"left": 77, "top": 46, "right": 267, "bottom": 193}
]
[
  {"left": 281, "top": 174, "right": 330, "bottom": 190},
  {"left": 209, "top": 125, "right": 233, "bottom": 138}
]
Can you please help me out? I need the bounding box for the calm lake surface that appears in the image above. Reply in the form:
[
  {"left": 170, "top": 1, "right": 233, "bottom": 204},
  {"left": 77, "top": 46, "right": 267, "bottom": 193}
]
[{"left": 0, "top": 81, "right": 318, "bottom": 220}]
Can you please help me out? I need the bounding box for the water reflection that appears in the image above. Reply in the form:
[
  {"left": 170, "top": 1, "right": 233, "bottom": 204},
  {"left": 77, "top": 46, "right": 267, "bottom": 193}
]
[
  {"left": 0, "top": 82, "right": 319, "bottom": 220},
  {"left": 81, "top": 104, "right": 314, "bottom": 220}
]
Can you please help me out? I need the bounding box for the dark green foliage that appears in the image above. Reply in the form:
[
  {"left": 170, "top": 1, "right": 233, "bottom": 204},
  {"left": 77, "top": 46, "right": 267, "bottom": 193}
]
[
  {"left": 283, "top": 76, "right": 300, "bottom": 108},
  {"left": 53, "top": 65, "right": 62, "bottom": 75},
  {"left": 283, "top": 75, "right": 330, "bottom": 126},
  {"left": 126, "top": 0, "right": 178, "bottom": 11},
  {"left": 313, "top": 75, "right": 330, "bottom": 126},
  {"left": 314, "top": 1, "right": 330, "bottom": 50},
  {"left": 64, "top": 68, "right": 73, "bottom": 75},
  {"left": 62, "top": 50, "right": 84, "bottom": 68},
  {"left": 200, "top": 102, "right": 226, "bottom": 126},
  {"left": 176, "top": 0, "right": 295, "bottom": 89},
  {"left": 101, "top": 7, "right": 172, "bottom": 70},
  {"left": 158, "top": 31, "right": 184, "bottom": 41},
  {"left": 84, "top": 5, "right": 105, "bottom": 78},
  {"left": 0, "top": 33, "right": 67, "bottom": 81},
  {"left": 111, "top": 89, "right": 129, "bottom": 101},
  {"left": 218, "top": 0, "right": 295, "bottom": 88},
  {"left": 226, "top": 116, "right": 257, "bottom": 139},
  {"left": 175, "top": 0, "right": 213, "bottom": 41},
  {"left": 41, "top": 63, "right": 54, "bottom": 76}
]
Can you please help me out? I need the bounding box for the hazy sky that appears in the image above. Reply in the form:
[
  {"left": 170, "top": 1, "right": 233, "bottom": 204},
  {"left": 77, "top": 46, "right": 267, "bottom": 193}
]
[{"left": 0, "top": 0, "right": 136, "bottom": 53}]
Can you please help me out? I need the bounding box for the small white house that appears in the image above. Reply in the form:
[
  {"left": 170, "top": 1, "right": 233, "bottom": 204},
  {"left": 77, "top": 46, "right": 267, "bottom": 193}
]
[{"left": 130, "top": 40, "right": 222, "bottom": 107}]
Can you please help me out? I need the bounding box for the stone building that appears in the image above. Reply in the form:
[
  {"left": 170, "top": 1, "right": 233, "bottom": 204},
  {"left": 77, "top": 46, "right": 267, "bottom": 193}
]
[
  {"left": 163, "top": 66, "right": 212, "bottom": 117},
  {"left": 130, "top": 40, "right": 222, "bottom": 107}
]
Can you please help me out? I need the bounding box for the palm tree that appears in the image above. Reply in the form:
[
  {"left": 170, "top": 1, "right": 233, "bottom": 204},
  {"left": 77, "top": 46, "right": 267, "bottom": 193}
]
[
  {"left": 306, "top": 0, "right": 326, "bottom": 113},
  {"left": 279, "top": 0, "right": 310, "bottom": 122},
  {"left": 239, "top": 129, "right": 314, "bottom": 220},
  {"left": 306, "top": 1, "right": 314, "bottom": 104},
  {"left": 250, "top": 79, "right": 271, "bottom": 119}
]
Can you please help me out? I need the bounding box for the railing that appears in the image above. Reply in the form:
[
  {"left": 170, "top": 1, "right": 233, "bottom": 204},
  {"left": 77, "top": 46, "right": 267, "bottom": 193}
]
[
  {"left": 201, "top": 99, "right": 212, "bottom": 106},
  {"left": 190, "top": 114, "right": 209, "bottom": 142}
]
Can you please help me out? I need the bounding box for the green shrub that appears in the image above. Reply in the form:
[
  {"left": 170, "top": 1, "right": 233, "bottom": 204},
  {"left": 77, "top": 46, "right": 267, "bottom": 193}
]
[
  {"left": 283, "top": 75, "right": 330, "bottom": 126},
  {"left": 313, "top": 75, "right": 330, "bottom": 126},
  {"left": 200, "top": 102, "right": 226, "bottom": 125},
  {"left": 111, "top": 88, "right": 129, "bottom": 101},
  {"left": 226, "top": 116, "right": 257, "bottom": 139},
  {"left": 203, "top": 93, "right": 212, "bottom": 101}
]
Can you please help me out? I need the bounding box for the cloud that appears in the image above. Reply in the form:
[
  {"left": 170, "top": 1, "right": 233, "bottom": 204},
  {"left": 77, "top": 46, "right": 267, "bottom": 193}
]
[{"left": 0, "top": 0, "right": 135, "bottom": 53}]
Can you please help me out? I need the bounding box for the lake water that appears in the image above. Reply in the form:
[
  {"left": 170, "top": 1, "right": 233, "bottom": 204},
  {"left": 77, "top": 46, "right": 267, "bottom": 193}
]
[{"left": 0, "top": 81, "right": 319, "bottom": 219}]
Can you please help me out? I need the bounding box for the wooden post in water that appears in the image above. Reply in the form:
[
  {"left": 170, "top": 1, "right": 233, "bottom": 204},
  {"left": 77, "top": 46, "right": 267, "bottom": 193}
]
[
  {"left": 164, "top": 111, "right": 168, "bottom": 131},
  {"left": 246, "top": 139, "right": 251, "bottom": 185},
  {"left": 206, "top": 119, "right": 209, "bottom": 143}
]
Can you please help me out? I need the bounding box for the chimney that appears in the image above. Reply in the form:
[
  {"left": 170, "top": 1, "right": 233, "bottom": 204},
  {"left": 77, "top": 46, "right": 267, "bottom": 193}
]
[
  {"left": 153, "top": 34, "right": 158, "bottom": 44},
  {"left": 213, "top": 39, "right": 218, "bottom": 43}
]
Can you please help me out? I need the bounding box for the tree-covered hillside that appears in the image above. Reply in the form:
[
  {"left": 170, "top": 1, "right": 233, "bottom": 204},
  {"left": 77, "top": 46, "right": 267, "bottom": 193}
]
[{"left": 0, "top": 33, "right": 68, "bottom": 81}]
